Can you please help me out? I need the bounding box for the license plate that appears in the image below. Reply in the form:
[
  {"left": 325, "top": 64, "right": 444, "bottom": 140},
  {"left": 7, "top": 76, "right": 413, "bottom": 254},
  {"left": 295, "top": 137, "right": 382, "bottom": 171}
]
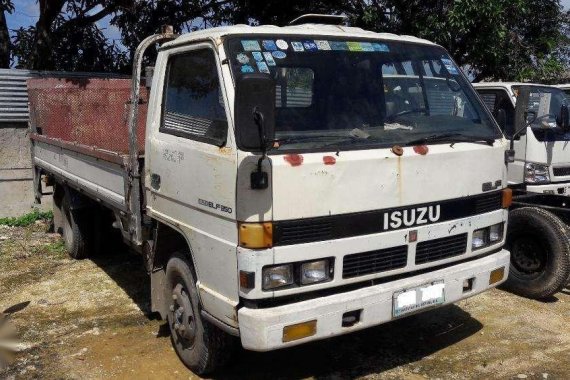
[{"left": 393, "top": 280, "right": 445, "bottom": 317}]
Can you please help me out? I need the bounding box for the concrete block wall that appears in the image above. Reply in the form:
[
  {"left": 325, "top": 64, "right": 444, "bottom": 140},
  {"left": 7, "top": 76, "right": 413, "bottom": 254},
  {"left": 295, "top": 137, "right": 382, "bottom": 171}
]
[{"left": 0, "top": 122, "right": 51, "bottom": 217}]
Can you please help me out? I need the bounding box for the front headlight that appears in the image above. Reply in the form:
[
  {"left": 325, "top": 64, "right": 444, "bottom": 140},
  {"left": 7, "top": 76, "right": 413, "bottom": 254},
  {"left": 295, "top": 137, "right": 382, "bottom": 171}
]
[
  {"left": 262, "top": 264, "right": 293, "bottom": 290},
  {"left": 300, "top": 260, "right": 331, "bottom": 285},
  {"left": 473, "top": 223, "right": 504, "bottom": 250},
  {"left": 525, "top": 162, "right": 550, "bottom": 184}
]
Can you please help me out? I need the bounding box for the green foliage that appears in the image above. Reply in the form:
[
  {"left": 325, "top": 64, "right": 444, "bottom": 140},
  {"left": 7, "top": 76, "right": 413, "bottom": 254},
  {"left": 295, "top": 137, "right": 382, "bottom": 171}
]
[{"left": 0, "top": 210, "right": 53, "bottom": 227}]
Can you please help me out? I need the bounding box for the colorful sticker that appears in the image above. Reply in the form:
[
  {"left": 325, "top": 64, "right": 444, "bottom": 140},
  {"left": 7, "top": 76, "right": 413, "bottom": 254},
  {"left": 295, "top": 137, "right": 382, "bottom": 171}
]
[
  {"left": 241, "top": 40, "right": 261, "bottom": 51},
  {"left": 276, "top": 39, "right": 289, "bottom": 50},
  {"left": 256, "top": 61, "right": 270, "bottom": 73},
  {"left": 252, "top": 51, "right": 264, "bottom": 62},
  {"left": 272, "top": 51, "right": 287, "bottom": 59},
  {"left": 240, "top": 64, "right": 255, "bottom": 73},
  {"left": 236, "top": 53, "right": 249, "bottom": 64},
  {"left": 262, "top": 40, "right": 278, "bottom": 51},
  {"left": 372, "top": 43, "right": 390, "bottom": 52},
  {"left": 442, "top": 58, "right": 459, "bottom": 74},
  {"left": 263, "top": 52, "right": 276, "bottom": 66},
  {"left": 303, "top": 40, "right": 318, "bottom": 51},
  {"left": 330, "top": 41, "right": 349, "bottom": 51},
  {"left": 360, "top": 42, "right": 374, "bottom": 52},
  {"left": 291, "top": 41, "right": 305, "bottom": 52},
  {"left": 347, "top": 41, "right": 363, "bottom": 51},
  {"left": 315, "top": 40, "right": 331, "bottom": 50}
]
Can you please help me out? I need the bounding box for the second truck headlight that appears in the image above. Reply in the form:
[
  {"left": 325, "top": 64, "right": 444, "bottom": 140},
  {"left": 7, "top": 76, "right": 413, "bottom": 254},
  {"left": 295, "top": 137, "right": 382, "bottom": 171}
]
[
  {"left": 525, "top": 163, "right": 550, "bottom": 184},
  {"left": 300, "top": 260, "right": 330, "bottom": 285},
  {"left": 262, "top": 264, "right": 293, "bottom": 290}
]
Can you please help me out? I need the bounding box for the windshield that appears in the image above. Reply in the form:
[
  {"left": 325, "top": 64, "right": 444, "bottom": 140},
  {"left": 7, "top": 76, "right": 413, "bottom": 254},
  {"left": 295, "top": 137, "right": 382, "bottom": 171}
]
[
  {"left": 513, "top": 85, "right": 570, "bottom": 142},
  {"left": 225, "top": 35, "right": 500, "bottom": 151}
]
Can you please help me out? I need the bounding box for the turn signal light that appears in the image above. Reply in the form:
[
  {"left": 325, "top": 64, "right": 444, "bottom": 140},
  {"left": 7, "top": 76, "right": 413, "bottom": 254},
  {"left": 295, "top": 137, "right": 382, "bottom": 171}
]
[
  {"left": 282, "top": 320, "right": 317, "bottom": 342},
  {"left": 239, "top": 222, "right": 273, "bottom": 249},
  {"left": 502, "top": 188, "right": 512, "bottom": 208},
  {"left": 489, "top": 267, "right": 505, "bottom": 285}
]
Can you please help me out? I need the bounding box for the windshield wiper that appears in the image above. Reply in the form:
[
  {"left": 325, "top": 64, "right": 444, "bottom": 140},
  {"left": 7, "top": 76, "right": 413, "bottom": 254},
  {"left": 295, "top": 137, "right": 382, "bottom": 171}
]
[
  {"left": 405, "top": 133, "right": 495, "bottom": 146},
  {"left": 275, "top": 134, "right": 352, "bottom": 147}
]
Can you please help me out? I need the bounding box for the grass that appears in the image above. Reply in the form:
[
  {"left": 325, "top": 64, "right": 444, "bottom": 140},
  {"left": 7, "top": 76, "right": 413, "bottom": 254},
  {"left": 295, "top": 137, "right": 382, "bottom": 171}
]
[{"left": 0, "top": 209, "right": 53, "bottom": 227}]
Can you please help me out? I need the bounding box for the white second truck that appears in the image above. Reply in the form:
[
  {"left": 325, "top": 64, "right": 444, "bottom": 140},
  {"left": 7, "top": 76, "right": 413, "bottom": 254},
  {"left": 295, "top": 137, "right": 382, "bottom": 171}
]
[
  {"left": 29, "top": 16, "right": 511, "bottom": 374},
  {"left": 474, "top": 82, "right": 570, "bottom": 298}
]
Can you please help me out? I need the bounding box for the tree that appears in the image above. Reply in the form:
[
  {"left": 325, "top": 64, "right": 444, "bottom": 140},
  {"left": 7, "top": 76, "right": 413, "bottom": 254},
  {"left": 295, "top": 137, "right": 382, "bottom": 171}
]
[
  {"left": 0, "top": 0, "right": 13, "bottom": 68},
  {"left": 12, "top": 0, "right": 132, "bottom": 71},
  {"left": 343, "top": 0, "right": 569, "bottom": 83}
]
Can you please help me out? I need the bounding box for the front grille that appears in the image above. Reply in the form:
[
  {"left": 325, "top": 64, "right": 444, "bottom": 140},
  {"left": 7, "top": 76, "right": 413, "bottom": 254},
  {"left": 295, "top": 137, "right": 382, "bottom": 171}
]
[
  {"left": 275, "top": 220, "right": 333, "bottom": 245},
  {"left": 474, "top": 192, "right": 502, "bottom": 214},
  {"left": 343, "top": 245, "right": 408, "bottom": 279},
  {"left": 415, "top": 233, "right": 468, "bottom": 264},
  {"left": 553, "top": 167, "right": 570, "bottom": 177}
]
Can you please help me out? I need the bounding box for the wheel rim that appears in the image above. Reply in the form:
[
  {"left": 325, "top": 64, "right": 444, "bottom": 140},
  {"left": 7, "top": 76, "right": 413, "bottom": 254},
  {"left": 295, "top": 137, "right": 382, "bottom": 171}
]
[
  {"left": 170, "top": 282, "right": 196, "bottom": 347},
  {"left": 511, "top": 236, "right": 547, "bottom": 275}
]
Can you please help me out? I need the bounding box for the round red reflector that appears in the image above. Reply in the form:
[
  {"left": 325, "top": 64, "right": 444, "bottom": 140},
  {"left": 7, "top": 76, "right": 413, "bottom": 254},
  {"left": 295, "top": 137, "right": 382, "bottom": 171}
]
[
  {"left": 413, "top": 145, "right": 429, "bottom": 155},
  {"left": 284, "top": 154, "right": 304, "bottom": 166},
  {"left": 323, "top": 156, "right": 336, "bottom": 165}
]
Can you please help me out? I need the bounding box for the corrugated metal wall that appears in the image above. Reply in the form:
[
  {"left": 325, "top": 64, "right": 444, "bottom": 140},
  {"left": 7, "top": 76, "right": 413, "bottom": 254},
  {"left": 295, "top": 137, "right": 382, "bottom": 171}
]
[{"left": 0, "top": 68, "right": 35, "bottom": 123}]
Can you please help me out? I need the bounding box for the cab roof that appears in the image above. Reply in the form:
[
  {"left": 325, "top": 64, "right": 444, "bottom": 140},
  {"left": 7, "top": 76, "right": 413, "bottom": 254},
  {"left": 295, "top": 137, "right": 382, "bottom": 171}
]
[{"left": 162, "top": 23, "right": 437, "bottom": 49}]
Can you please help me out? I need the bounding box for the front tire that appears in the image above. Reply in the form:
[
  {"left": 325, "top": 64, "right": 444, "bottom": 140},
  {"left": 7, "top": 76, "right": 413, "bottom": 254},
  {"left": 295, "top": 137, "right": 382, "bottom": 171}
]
[
  {"left": 504, "top": 207, "right": 570, "bottom": 299},
  {"left": 165, "top": 254, "right": 234, "bottom": 375}
]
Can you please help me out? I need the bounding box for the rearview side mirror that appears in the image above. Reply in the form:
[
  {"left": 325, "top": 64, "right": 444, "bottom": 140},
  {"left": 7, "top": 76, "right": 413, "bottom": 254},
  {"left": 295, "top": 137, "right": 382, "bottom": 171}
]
[
  {"left": 496, "top": 108, "right": 507, "bottom": 133},
  {"left": 559, "top": 103, "right": 570, "bottom": 132},
  {"left": 234, "top": 73, "right": 276, "bottom": 151}
]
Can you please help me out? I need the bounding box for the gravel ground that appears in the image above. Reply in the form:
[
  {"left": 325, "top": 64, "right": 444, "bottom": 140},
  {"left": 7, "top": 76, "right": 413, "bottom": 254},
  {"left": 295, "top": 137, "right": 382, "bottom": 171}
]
[{"left": 0, "top": 221, "right": 569, "bottom": 380}]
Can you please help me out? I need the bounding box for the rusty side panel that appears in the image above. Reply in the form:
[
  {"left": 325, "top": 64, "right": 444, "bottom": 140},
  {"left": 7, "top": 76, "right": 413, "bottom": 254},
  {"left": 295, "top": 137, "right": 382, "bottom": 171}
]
[{"left": 27, "top": 77, "right": 148, "bottom": 155}]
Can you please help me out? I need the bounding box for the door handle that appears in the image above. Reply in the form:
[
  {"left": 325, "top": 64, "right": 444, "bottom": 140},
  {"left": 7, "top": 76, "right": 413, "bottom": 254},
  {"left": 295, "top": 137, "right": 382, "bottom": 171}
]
[{"left": 150, "top": 173, "right": 161, "bottom": 190}]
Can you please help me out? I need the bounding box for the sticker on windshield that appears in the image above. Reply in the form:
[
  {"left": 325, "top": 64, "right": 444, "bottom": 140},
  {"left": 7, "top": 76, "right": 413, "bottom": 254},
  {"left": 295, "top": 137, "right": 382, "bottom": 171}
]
[
  {"left": 442, "top": 58, "right": 459, "bottom": 75},
  {"left": 263, "top": 52, "right": 276, "bottom": 66},
  {"left": 291, "top": 41, "right": 304, "bottom": 52},
  {"left": 360, "top": 42, "right": 374, "bottom": 52},
  {"left": 262, "top": 40, "right": 278, "bottom": 51},
  {"left": 256, "top": 61, "right": 270, "bottom": 73},
  {"left": 276, "top": 39, "right": 288, "bottom": 50},
  {"left": 303, "top": 40, "right": 318, "bottom": 51},
  {"left": 241, "top": 40, "right": 260, "bottom": 51},
  {"left": 330, "top": 41, "right": 349, "bottom": 51},
  {"left": 252, "top": 51, "right": 264, "bottom": 62},
  {"left": 372, "top": 43, "right": 390, "bottom": 52},
  {"left": 315, "top": 40, "right": 331, "bottom": 50},
  {"left": 347, "top": 41, "right": 363, "bottom": 51},
  {"left": 236, "top": 53, "right": 249, "bottom": 64},
  {"left": 240, "top": 64, "right": 255, "bottom": 73},
  {"left": 272, "top": 51, "right": 287, "bottom": 59}
]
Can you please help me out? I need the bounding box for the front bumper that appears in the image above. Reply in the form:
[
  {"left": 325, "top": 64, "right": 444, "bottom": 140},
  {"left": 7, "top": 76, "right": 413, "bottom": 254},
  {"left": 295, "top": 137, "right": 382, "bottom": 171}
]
[
  {"left": 526, "top": 182, "right": 570, "bottom": 196},
  {"left": 238, "top": 249, "right": 509, "bottom": 351}
]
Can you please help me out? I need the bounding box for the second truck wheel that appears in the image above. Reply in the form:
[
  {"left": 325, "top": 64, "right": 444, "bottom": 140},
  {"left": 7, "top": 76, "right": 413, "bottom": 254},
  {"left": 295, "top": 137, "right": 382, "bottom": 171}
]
[{"left": 504, "top": 207, "right": 570, "bottom": 299}]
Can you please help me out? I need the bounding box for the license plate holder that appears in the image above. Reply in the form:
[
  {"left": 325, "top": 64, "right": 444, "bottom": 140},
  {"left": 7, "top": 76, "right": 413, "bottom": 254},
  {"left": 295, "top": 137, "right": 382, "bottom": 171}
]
[{"left": 393, "top": 280, "right": 445, "bottom": 317}]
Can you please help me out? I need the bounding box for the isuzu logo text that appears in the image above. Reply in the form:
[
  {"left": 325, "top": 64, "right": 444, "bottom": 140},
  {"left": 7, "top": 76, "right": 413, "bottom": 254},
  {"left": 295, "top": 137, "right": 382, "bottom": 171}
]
[{"left": 383, "top": 205, "right": 441, "bottom": 230}]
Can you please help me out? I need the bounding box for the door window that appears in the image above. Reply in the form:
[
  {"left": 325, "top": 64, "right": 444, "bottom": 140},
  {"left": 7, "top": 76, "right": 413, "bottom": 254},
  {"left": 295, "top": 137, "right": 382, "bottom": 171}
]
[{"left": 161, "top": 48, "right": 228, "bottom": 146}]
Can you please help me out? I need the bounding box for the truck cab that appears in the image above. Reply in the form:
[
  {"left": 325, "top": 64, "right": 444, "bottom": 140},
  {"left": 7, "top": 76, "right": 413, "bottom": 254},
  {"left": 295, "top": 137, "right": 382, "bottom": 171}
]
[
  {"left": 473, "top": 82, "right": 570, "bottom": 195},
  {"left": 30, "top": 18, "right": 511, "bottom": 374}
]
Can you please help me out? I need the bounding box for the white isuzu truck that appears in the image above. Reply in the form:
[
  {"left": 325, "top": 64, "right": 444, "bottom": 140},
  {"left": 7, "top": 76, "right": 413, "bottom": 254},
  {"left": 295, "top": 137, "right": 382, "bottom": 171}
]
[
  {"left": 29, "top": 16, "right": 511, "bottom": 374},
  {"left": 474, "top": 82, "right": 570, "bottom": 299}
]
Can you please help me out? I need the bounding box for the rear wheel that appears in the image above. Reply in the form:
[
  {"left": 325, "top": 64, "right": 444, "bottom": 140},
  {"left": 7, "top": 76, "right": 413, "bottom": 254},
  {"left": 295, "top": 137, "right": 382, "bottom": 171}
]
[
  {"left": 504, "top": 207, "right": 570, "bottom": 299},
  {"left": 165, "top": 253, "right": 235, "bottom": 375},
  {"left": 60, "top": 193, "right": 94, "bottom": 259}
]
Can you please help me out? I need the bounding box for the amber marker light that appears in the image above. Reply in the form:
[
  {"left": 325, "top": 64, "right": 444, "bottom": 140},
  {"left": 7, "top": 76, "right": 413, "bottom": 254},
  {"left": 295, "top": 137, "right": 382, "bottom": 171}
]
[
  {"left": 282, "top": 320, "right": 317, "bottom": 343},
  {"left": 502, "top": 188, "right": 513, "bottom": 208},
  {"left": 239, "top": 222, "right": 273, "bottom": 249},
  {"left": 489, "top": 267, "right": 505, "bottom": 285}
]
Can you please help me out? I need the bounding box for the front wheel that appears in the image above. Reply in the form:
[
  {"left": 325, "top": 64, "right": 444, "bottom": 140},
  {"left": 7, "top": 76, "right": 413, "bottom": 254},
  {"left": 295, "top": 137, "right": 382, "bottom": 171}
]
[
  {"left": 165, "top": 254, "right": 235, "bottom": 375},
  {"left": 504, "top": 207, "right": 570, "bottom": 299}
]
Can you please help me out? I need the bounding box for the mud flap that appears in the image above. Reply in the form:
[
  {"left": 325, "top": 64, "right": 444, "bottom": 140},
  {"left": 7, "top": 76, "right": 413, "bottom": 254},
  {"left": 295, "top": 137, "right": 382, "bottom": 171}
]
[{"left": 150, "top": 268, "right": 167, "bottom": 319}]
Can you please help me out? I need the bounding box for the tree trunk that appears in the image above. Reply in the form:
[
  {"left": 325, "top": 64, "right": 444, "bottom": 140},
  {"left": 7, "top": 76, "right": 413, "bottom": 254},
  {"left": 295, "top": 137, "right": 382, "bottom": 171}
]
[
  {"left": 29, "top": 0, "right": 65, "bottom": 70},
  {"left": 0, "top": 8, "right": 10, "bottom": 68}
]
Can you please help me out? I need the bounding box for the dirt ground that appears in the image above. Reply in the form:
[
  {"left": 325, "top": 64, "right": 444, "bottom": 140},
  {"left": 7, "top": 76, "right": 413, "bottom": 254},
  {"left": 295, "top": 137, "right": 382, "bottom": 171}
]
[{"left": 0, "top": 221, "right": 569, "bottom": 380}]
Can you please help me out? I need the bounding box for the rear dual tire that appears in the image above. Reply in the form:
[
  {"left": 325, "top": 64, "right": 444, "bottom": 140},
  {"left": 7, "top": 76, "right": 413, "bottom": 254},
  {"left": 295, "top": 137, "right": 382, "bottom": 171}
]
[{"left": 504, "top": 207, "right": 570, "bottom": 299}]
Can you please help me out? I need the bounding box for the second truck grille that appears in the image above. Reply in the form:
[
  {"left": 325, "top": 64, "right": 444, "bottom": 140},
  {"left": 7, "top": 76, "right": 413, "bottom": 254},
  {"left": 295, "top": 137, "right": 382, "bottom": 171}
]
[
  {"left": 553, "top": 167, "right": 570, "bottom": 177},
  {"left": 415, "top": 233, "right": 468, "bottom": 264}
]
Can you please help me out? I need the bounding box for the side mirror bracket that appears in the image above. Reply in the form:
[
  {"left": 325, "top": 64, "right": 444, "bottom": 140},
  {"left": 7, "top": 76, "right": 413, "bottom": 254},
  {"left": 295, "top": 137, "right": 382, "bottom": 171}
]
[{"left": 251, "top": 108, "right": 269, "bottom": 189}]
